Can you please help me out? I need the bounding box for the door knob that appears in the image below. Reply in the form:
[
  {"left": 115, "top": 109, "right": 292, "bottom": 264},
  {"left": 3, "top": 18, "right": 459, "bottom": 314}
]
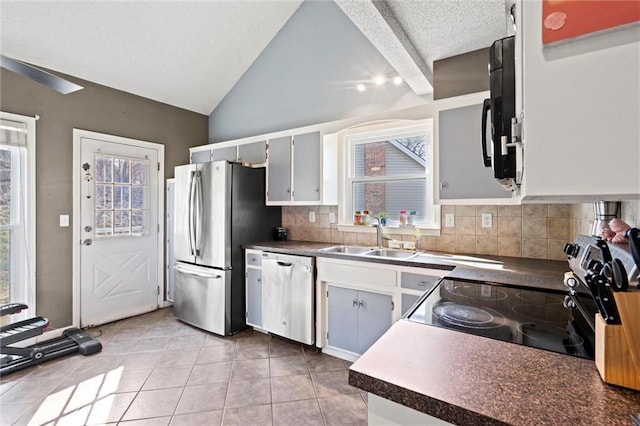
[
  {"left": 84, "top": 226, "right": 92, "bottom": 232},
  {"left": 82, "top": 239, "right": 92, "bottom": 246}
]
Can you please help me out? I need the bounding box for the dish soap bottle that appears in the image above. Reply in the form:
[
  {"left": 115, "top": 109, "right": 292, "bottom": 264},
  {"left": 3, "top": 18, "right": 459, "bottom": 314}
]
[{"left": 414, "top": 228, "right": 423, "bottom": 250}]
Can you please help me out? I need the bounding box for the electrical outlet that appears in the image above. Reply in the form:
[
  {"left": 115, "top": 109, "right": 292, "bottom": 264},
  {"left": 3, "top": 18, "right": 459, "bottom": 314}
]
[
  {"left": 329, "top": 212, "right": 336, "bottom": 223},
  {"left": 445, "top": 213, "right": 455, "bottom": 227},
  {"left": 481, "top": 213, "right": 493, "bottom": 228},
  {"left": 309, "top": 211, "right": 316, "bottom": 223}
]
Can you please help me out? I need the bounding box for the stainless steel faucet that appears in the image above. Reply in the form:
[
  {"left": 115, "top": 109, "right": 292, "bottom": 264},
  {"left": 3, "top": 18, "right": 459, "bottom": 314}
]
[{"left": 371, "top": 217, "right": 386, "bottom": 248}]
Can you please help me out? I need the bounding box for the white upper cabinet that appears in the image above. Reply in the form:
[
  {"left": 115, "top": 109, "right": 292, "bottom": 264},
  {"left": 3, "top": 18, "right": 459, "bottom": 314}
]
[
  {"left": 434, "top": 91, "right": 518, "bottom": 205},
  {"left": 516, "top": 0, "right": 640, "bottom": 202},
  {"left": 266, "top": 135, "right": 293, "bottom": 203},
  {"left": 190, "top": 141, "right": 267, "bottom": 166}
]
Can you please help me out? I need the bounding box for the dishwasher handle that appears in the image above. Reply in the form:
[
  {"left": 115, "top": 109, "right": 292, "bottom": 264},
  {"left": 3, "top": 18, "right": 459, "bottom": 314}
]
[{"left": 276, "top": 261, "right": 293, "bottom": 267}]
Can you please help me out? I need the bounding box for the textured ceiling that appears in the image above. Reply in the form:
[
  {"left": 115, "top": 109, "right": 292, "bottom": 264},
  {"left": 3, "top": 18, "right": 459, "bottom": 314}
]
[
  {"left": 387, "top": 0, "right": 515, "bottom": 66},
  {"left": 0, "top": 1, "right": 513, "bottom": 115}
]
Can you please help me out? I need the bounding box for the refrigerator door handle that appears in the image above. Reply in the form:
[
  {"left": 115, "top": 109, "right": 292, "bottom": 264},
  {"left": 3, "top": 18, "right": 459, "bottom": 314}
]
[
  {"left": 193, "top": 170, "right": 203, "bottom": 257},
  {"left": 187, "top": 170, "right": 195, "bottom": 256},
  {"left": 174, "top": 264, "right": 221, "bottom": 279}
]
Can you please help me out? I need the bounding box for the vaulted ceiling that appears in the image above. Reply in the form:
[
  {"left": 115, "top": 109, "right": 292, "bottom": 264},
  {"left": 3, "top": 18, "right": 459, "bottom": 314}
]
[{"left": 0, "top": 0, "right": 513, "bottom": 115}]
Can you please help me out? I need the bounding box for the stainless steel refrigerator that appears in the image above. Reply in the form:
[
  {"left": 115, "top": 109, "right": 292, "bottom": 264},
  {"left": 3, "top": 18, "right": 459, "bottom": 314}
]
[{"left": 173, "top": 161, "right": 281, "bottom": 335}]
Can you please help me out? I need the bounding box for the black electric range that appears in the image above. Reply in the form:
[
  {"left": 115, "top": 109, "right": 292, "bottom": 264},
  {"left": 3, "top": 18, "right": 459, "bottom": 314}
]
[{"left": 406, "top": 278, "right": 597, "bottom": 359}]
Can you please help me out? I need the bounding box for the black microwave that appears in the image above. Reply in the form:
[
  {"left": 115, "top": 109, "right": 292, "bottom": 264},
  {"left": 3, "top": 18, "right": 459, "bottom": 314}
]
[{"left": 482, "top": 36, "right": 516, "bottom": 181}]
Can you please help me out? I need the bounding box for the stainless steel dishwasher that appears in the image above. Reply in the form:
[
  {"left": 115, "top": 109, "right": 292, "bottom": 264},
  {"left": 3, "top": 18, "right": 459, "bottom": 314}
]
[{"left": 261, "top": 252, "right": 315, "bottom": 345}]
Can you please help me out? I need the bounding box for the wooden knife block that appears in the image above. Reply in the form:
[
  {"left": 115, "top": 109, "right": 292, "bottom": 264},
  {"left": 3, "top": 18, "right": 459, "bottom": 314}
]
[{"left": 595, "top": 291, "right": 640, "bottom": 390}]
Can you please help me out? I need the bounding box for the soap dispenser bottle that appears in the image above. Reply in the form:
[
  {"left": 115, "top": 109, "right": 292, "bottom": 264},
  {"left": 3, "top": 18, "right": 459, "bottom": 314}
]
[{"left": 414, "top": 228, "right": 423, "bottom": 250}]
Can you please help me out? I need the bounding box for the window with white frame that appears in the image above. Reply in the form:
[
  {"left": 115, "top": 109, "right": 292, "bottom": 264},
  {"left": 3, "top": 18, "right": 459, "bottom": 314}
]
[
  {"left": 342, "top": 120, "right": 438, "bottom": 229},
  {"left": 0, "top": 112, "right": 36, "bottom": 313}
]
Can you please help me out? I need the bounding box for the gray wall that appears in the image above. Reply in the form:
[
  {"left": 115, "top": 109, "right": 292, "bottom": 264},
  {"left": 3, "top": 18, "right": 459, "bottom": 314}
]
[
  {"left": 433, "top": 47, "right": 490, "bottom": 100},
  {"left": 208, "top": 0, "right": 427, "bottom": 143},
  {"left": 0, "top": 68, "right": 208, "bottom": 327}
]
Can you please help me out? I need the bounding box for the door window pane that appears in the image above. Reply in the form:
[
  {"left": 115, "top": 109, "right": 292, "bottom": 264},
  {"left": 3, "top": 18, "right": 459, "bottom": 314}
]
[
  {"left": 95, "top": 156, "right": 113, "bottom": 183},
  {"left": 131, "top": 160, "right": 146, "bottom": 185},
  {"left": 94, "top": 154, "right": 148, "bottom": 238},
  {"left": 114, "top": 211, "right": 131, "bottom": 235},
  {"left": 114, "top": 185, "right": 130, "bottom": 209},
  {"left": 95, "top": 184, "right": 113, "bottom": 210},
  {"left": 132, "top": 186, "right": 146, "bottom": 210},
  {"left": 113, "top": 158, "right": 130, "bottom": 183},
  {"left": 95, "top": 211, "right": 113, "bottom": 236}
]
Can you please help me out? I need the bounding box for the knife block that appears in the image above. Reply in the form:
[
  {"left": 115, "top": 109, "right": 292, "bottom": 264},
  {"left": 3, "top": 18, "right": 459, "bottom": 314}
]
[{"left": 595, "top": 291, "right": 640, "bottom": 390}]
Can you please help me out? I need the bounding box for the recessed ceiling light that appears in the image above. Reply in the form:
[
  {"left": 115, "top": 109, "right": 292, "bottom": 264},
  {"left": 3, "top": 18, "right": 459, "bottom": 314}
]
[
  {"left": 356, "top": 84, "right": 366, "bottom": 92},
  {"left": 374, "top": 76, "right": 386, "bottom": 86},
  {"left": 393, "top": 76, "right": 403, "bottom": 85}
]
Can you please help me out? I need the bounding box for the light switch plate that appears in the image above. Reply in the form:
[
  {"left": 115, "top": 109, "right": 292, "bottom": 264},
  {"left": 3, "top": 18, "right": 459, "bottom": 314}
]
[
  {"left": 329, "top": 212, "right": 336, "bottom": 223},
  {"left": 59, "top": 214, "right": 69, "bottom": 227},
  {"left": 481, "top": 213, "right": 492, "bottom": 228},
  {"left": 445, "top": 213, "right": 455, "bottom": 227},
  {"left": 309, "top": 211, "right": 316, "bottom": 223}
]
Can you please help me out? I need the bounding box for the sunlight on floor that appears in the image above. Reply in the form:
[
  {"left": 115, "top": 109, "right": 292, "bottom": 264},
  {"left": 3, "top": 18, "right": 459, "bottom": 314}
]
[{"left": 26, "top": 367, "right": 123, "bottom": 425}]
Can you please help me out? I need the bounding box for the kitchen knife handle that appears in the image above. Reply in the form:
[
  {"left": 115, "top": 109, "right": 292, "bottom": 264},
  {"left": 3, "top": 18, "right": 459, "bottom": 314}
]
[{"left": 625, "top": 228, "right": 640, "bottom": 274}]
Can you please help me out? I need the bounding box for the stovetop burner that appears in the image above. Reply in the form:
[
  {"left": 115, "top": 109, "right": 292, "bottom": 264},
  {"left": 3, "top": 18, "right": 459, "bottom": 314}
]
[
  {"left": 432, "top": 303, "right": 506, "bottom": 329},
  {"left": 406, "top": 278, "right": 595, "bottom": 359}
]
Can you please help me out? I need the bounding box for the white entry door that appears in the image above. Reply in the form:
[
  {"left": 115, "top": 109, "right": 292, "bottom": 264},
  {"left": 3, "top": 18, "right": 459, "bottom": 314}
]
[{"left": 77, "top": 132, "right": 162, "bottom": 327}]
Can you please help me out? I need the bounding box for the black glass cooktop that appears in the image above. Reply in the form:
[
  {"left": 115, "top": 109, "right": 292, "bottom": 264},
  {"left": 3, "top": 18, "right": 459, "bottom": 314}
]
[{"left": 406, "top": 279, "right": 595, "bottom": 359}]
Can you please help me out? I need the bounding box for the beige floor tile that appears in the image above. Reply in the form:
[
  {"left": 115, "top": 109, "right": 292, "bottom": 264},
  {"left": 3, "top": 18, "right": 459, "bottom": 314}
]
[
  {"left": 174, "top": 383, "right": 227, "bottom": 415},
  {"left": 271, "top": 374, "right": 316, "bottom": 403},
  {"left": 142, "top": 366, "right": 192, "bottom": 391},
  {"left": 270, "top": 355, "right": 308, "bottom": 377},
  {"left": 230, "top": 358, "right": 270, "bottom": 381},
  {"left": 222, "top": 404, "right": 272, "bottom": 426},
  {"left": 170, "top": 409, "right": 223, "bottom": 426},
  {"left": 187, "top": 361, "right": 232, "bottom": 386},
  {"left": 225, "top": 378, "right": 271, "bottom": 409},
  {"left": 317, "top": 393, "right": 368, "bottom": 426},
  {"left": 272, "top": 399, "right": 324, "bottom": 426},
  {"left": 121, "top": 388, "right": 182, "bottom": 421},
  {"left": 311, "top": 370, "right": 358, "bottom": 398}
]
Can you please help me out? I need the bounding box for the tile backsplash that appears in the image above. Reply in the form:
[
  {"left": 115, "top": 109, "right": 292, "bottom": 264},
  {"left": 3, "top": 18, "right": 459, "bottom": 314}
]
[{"left": 282, "top": 204, "right": 580, "bottom": 261}]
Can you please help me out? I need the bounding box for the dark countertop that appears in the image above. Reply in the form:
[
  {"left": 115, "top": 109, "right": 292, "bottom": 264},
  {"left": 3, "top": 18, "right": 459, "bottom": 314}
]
[
  {"left": 349, "top": 320, "right": 640, "bottom": 425},
  {"left": 245, "top": 240, "right": 569, "bottom": 291},
  {"left": 247, "top": 240, "right": 640, "bottom": 424}
]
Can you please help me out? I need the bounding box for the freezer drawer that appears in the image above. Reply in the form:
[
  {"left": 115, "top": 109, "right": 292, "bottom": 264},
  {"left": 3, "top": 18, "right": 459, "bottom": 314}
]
[
  {"left": 173, "top": 262, "right": 227, "bottom": 335},
  {"left": 262, "top": 253, "right": 315, "bottom": 345}
]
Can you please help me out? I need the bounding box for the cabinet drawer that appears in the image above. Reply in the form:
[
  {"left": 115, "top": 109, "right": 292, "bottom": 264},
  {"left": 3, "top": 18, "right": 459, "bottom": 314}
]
[
  {"left": 400, "top": 272, "right": 440, "bottom": 291},
  {"left": 246, "top": 252, "right": 262, "bottom": 267}
]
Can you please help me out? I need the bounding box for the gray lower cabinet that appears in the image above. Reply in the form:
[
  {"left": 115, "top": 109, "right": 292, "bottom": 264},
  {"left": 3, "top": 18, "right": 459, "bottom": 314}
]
[
  {"left": 401, "top": 293, "right": 420, "bottom": 316},
  {"left": 246, "top": 267, "right": 262, "bottom": 328},
  {"left": 327, "top": 286, "right": 392, "bottom": 355}
]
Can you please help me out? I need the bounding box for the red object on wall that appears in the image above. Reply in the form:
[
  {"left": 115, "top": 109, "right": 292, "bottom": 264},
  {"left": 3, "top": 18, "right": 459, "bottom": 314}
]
[{"left": 542, "top": 0, "right": 640, "bottom": 45}]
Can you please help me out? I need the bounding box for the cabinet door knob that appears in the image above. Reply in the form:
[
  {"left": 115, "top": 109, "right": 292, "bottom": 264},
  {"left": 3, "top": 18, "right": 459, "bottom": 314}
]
[{"left": 352, "top": 299, "right": 358, "bottom": 307}]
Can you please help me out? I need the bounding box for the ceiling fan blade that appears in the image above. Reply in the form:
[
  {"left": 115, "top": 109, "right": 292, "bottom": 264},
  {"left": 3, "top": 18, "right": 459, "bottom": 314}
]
[{"left": 0, "top": 54, "right": 83, "bottom": 95}]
